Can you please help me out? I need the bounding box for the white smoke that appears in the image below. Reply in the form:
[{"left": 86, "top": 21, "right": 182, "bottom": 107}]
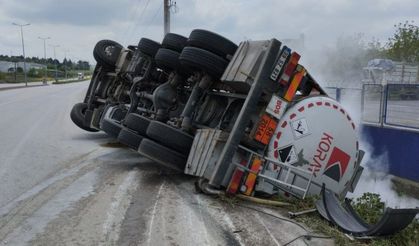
[
  {"left": 297, "top": 34, "right": 419, "bottom": 209},
  {"left": 349, "top": 138, "right": 419, "bottom": 209},
  {"left": 336, "top": 72, "right": 419, "bottom": 209}
]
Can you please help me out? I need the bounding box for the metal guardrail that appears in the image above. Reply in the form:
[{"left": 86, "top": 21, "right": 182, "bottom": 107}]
[
  {"left": 385, "top": 84, "right": 419, "bottom": 129},
  {"left": 325, "top": 84, "right": 419, "bottom": 131}
]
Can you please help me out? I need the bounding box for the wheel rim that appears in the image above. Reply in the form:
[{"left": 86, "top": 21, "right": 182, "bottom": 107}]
[{"left": 104, "top": 45, "right": 115, "bottom": 57}]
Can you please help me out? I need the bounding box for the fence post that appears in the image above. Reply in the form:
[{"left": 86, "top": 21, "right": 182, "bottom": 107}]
[
  {"left": 336, "top": 87, "right": 341, "bottom": 102},
  {"left": 380, "top": 84, "right": 388, "bottom": 127},
  {"left": 361, "top": 85, "right": 365, "bottom": 122}
]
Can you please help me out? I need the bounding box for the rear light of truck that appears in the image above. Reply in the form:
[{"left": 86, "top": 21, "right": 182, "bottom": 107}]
[
  {"left": 283, "top": 65, "right": 306, "bottom": 101},
  {"left": 226, "top": 160, "right": 247, "bottom": 194},
  {"left": 241, "top": 157, "right": 263, "bottom": 196},
  {"left": 278, "top": 52, "right": 300, "bottom": 87}
]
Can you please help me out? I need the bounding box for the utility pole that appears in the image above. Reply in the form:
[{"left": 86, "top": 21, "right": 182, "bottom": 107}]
[
  {"left": 38, "top": 36, "right": 50, "bottom": 84},
  {"left": 164, "top": 0, "right": 176, "bottom": 35},
  {"left": 164, "top": 0, "right": 170, "bottom": 35},
  {"left": 12, "top": 22, "right": 30, "bottom": 86},
  {"left": 64, "top": 49, "right": 69, "bottom": 79},
  {"left": 49, "top": 44, "right": 60, "bottom": 82}
]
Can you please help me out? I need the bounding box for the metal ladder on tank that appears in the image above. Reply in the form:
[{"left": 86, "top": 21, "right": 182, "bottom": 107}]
[{"left": 232, "top": 145, "right": 315, "bottom": 199}]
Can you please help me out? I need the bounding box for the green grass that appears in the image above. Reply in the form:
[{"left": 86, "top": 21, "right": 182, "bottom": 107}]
[
  {"left": 283, "top": 193, "right": 419, "bottom": 245},
  {"left": 391, "top": 177, "right": 419, "bottom": 200},
  {"left": 217, "top": 191, "right": 418, "bottom": 245}
]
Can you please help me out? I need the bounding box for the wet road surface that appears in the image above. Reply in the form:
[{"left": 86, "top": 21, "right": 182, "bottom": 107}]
[{"left": 0, "top": 82, "right": 333, "bottom": 245}]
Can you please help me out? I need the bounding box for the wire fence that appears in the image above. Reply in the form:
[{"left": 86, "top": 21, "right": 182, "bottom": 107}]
[{"left": 325, "top": 84, "right": 419, "bottom": 130}]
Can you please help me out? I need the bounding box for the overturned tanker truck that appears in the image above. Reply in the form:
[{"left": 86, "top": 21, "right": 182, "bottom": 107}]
[
  {"left": 70, "top": 30, "right": 418, "bottom": 237},
  {"left": 185, "top": 39, "right": 361, "bottom": 199}
]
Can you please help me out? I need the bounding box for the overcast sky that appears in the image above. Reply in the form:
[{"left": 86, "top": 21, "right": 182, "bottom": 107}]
[{"left": 0, "top": 0, "right": 417, "bottom": 64}]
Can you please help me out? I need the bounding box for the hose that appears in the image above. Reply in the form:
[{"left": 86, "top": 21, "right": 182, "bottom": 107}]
[{"left": 235, "top": 194, "right": 291, "bottom": 207}]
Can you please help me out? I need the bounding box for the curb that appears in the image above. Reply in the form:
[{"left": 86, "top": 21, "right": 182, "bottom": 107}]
[{"left": 0, "top": 84, "right": 49, "bottom": 91}]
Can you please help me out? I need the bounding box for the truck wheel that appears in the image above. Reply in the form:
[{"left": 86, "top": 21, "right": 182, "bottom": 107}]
[
  {"left": 162, "top": 33, "right": 188, "bottom": 52},
  {"left": 138, "top": 38, "right": 161, "bottom": 58},
  {"left": 127, "top": 45, "right": 137, "bottom": 51},
  {"left": 138, "top": 138, "right": 187, "bottom": 172},
  {"left": 118, "top": 127, "right": 144, "bottom": 150},
  {"left": 146, "top": 121, "right": 193, "bottom": 155},
  {"left": 124, "top": 113, "right": 151, "bottom": 135},
  {"left": 179, "top": 47, "right": 228, "bottom": 79},
  {"left": 93, "top": 40, "right": 123, "bottom": 68},
  {"left": 70, "top": 103, "right": 99, "bottom": 132},
  {"left": 187, "top": 29, "right": 238, "bottom": 60},
  {"left": 155, "top": 48, "right": 181, "bottom": 71},
  {"left": 100, "top": 118, "right": 123, "bottom": 138}
]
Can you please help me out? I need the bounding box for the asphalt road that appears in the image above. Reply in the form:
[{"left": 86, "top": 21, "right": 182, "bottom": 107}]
[{"left": 0, "top": 82, "right": 333, "bottom": 246}]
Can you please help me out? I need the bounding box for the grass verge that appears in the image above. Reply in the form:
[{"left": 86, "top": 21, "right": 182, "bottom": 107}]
[
  {"left": 52, "top": 78, "right": 90, "bottom": 84},
  {"left": 283, "top": 193, "right": 418, "bottom": 245}
]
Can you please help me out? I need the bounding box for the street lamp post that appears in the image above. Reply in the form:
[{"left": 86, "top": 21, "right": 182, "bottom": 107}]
[
  {"left": 49, "top": 44, "right": 60, "bottom": 82},
  {"left": 38, "top": 36, "right": 50, "bottom": 84},
  {"left": 64, "top": 49, "right": 70, "bottom": 80},
  {"left": 12, "top": 22, "right": 30, "bottom": 86}
]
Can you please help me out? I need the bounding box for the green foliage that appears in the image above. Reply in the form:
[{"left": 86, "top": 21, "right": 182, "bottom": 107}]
[
  {"left": 386, "top": 21, "right": 419, "bottom": 63},
  {"left": 351, "top": 193, "right": 385, "bottom": 224},
  {"left": 287, "top": 192, "right": 418, "bottom": 245},
  {"left": 0, "top": 55, "right": 91, "bottom": 71},
  {"left": 27, "top": 68, "right": 43, "bottom": 78},
  {"left": 353, "top": 193, "right": 419, "bottom": 246},
  {"left": 316, "top": 20, "right": 418, "bottom": 84}
]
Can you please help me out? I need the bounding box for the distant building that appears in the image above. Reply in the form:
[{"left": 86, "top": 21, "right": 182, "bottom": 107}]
[{"left": 0, "top": 61, "right": 46, "bottom": 73}]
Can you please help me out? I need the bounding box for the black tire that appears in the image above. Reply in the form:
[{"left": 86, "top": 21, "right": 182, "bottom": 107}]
[
  {"left": 146, "top": 121, "right": 193, "bottom": 155},
  {"left": 154, "top": 48, "right": 181, "bottom": 71},
  {"left": 187, "top": 29, "right": 238, "bottom": 59},
  {"left": 93, "top": 40, "right": 123, "bottom": 68},
  {"left": 138, "top": 38, "right": 161, "bottom": 57},
  {"left": 127, "top": 45, "right": 137, "bottom": 51},
  {"left": 179, "top": 47, "right": 228, "bottom": 79},
  {"left": 100, "top": 118, "right": 123, "bottom": 138},
  {"left": 138, "top": 138, "right": 187, "bottom": 171},
  {"left": 124, "top": 113, "right": 151, "bottom": 135},
  {"left": 161, "top": 33, "right": 188, "bottom": 52},
  {"left": 70, "top": 103, "right": 99, "bottom": 132},
  {"left": 109, "top": 106, "right": 127, "bottom": 121},
  {"left": 118, "top": 127, "right": 144, "bottom": 150}
]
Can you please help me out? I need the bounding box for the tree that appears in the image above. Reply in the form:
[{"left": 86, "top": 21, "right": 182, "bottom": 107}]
[{"left": 386, "top": 21, "right": 419, "bottom": 63}]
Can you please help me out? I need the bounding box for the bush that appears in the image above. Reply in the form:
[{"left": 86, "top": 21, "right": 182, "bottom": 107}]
[
  {"left": 27, "top": 68, "right": 43, "bottom": 78},
  {"left": 287, "top": 192, "right": 418, "bottom": 245},
  {"left": 351, "top": 193, "right": 385, "bottom": 224}
]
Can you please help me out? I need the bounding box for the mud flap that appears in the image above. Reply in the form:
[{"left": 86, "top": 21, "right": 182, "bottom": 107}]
[{"left": 316, "top": 185, "right": 419, "bottom": 236}]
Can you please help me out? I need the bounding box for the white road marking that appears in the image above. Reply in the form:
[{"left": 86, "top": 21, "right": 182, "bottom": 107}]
[
  {"left": 255, "top": 213, "right": 281, "bottom": 246},
  {"left": 0, "top": 149, "right": 103, "bottom": 217},
  {"left": 145, "top": 180, "right": 165, "bottom": 246},
  {"left": 100, "top": 168, "right": 140, "bottom": 245},
  {"left": 1, "top": 169, "right": 98, "bottom": 245},
  {"left": 195, "top": 195, "right": 210, "bottom": 245},
  {"left": 220, "top": 210, "right": 245, "bottom": 246}
]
